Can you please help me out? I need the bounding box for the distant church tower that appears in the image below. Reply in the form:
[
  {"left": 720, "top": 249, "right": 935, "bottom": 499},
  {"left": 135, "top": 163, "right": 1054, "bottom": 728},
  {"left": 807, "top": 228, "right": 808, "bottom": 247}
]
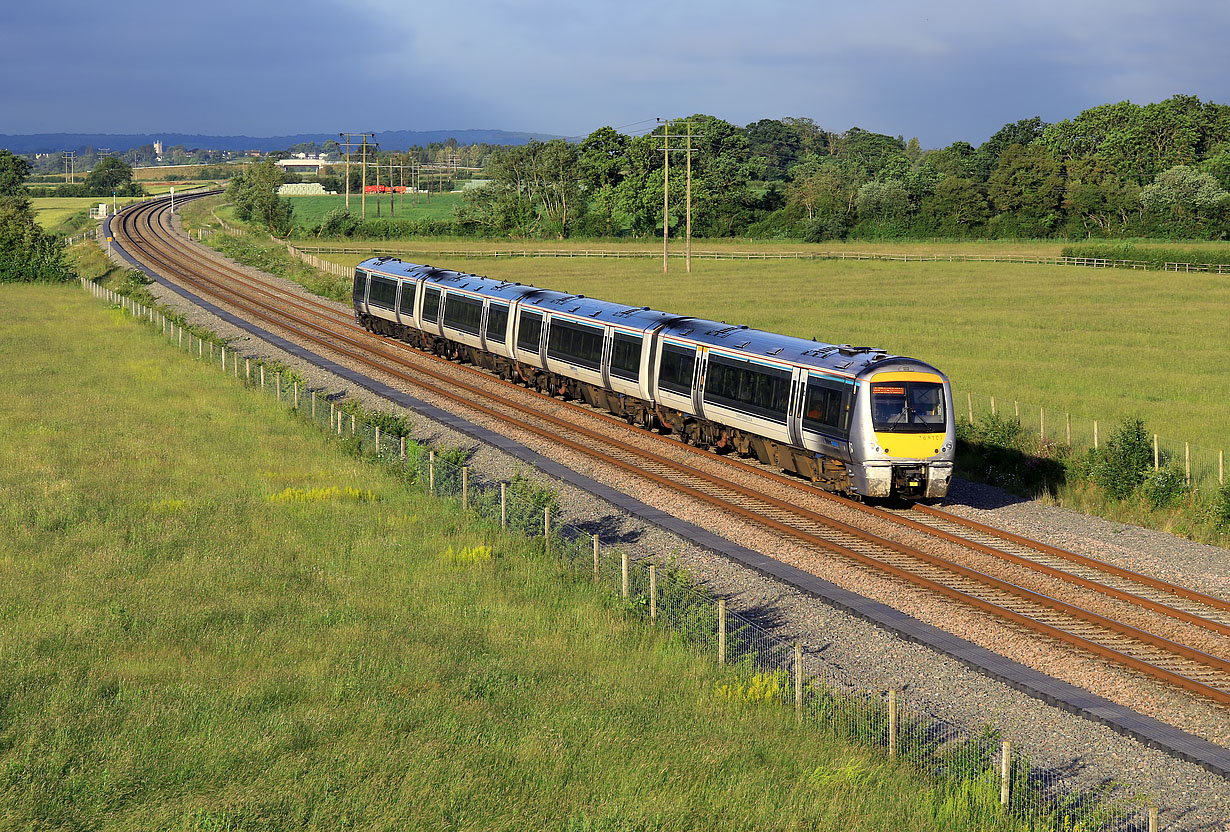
[{"left": 154, "top": 140, "right": 164, "bottom": 156}]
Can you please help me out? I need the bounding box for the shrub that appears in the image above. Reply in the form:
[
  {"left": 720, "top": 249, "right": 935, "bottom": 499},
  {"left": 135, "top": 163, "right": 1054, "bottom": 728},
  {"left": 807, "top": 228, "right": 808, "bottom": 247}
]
[
  {"left": 1092, "top": 418, "right": 1152, "bottom": 500},
  {"left": 1140, "top": 466, "right": 1188, "bottom": 509}
]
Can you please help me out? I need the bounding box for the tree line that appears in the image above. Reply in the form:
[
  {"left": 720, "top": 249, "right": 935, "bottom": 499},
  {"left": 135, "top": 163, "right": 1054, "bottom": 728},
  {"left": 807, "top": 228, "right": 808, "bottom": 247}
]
[
  {"left": 0, "top": 150, "right": 68, "bottom": 282},
  {"left": 455, "top": 95, "right": 1230, "bottom": 241}
]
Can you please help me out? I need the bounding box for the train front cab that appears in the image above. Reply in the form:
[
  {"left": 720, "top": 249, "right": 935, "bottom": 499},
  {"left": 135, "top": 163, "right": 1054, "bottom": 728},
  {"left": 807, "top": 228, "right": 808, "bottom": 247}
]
[{"left": 849, "top": 369, "right": 954, "bottom": 500}]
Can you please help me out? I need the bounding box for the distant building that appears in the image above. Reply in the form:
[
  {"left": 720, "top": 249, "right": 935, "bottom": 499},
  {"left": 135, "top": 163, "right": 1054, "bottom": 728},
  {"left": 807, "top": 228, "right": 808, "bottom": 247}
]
[
  {"left": 276, "top": 158, "right": 325, "bottom": 174},
  {"left": 153, "top": 140, "right": 163, "bottom": 156}
]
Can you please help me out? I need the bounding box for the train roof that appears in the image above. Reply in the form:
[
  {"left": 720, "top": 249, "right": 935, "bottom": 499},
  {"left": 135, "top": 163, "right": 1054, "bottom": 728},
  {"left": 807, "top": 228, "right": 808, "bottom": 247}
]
[
  {"left": 518, "top": 289, "right": 680, "bottom": 330},
  {"left": 359, "top": 257, "right": 940, "bottom": 378},
  {"left": 660, "top": 316, "right": 908, "bottom": 376}
]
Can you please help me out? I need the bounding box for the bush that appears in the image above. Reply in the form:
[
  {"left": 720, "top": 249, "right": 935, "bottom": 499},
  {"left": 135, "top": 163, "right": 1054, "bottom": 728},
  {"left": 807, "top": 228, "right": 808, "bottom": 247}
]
[
  {"left": 1092, "top": 418, "right": 1152, "bottom": 500},
  {"left": 1140, "top": 466, "right": 1189, "bottom": 509},
  {"left": 1217, "top": 483, "right": 1230, "bottom": 528}
]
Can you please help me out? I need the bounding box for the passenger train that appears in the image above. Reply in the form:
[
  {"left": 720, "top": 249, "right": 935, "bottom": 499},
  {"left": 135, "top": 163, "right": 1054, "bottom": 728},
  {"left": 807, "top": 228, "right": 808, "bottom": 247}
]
[{"left": 353, "top": 257, "right": 955, "bottom": 499}]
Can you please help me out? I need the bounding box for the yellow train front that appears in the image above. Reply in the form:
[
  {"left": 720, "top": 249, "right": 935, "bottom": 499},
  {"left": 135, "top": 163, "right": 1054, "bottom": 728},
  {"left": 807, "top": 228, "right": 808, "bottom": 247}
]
[{"left": 845, "top": 363, "right": 954, "bottom": 499}]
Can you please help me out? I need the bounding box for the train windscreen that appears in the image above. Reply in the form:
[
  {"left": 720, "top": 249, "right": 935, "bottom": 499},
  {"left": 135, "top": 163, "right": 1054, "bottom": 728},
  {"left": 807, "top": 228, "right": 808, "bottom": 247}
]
[{"left": 871, "top": 382, "right": 945, "bottom": 432}]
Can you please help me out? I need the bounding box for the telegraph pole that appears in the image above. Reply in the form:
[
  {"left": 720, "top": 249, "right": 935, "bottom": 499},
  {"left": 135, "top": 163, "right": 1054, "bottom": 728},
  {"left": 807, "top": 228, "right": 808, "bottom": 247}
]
[
  {"left": 65, "top": 151, "right": 76, "bottom": 184},
  {"left": 686, "top": 121, "right": 692, "bottom": 273},
  {"left": 662, "top": 119, "right": 669, "bottom": 273},
  {"left": 656, "top": 118, "right": 697, "bottom": 274},
  {"left": 339, "top": 131, "right": 374, "bottom": 215}
]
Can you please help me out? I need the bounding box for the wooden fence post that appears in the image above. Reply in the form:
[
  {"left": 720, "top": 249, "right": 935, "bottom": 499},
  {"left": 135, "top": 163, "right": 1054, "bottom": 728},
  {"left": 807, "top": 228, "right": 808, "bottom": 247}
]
[
  {"left": 649, "top": 564, "right": 657, "bottom": 622},
  {"left": 1220, "top": 449, "right": 1224, "bottom": 485},
  {"left": 374, "top": 425, "right": 380, "bottom": 453},
  {"left": 888, "top": 689, "right": 898, "bottom": 758},
  {"left": 1094, "top": 420, "right": 1099, "bottom": 449},
  {"left": 1039, "top": 407, "right": 1044, "bottom": 439},
  {"left": 351, "top": 414, "right": 356, "bottom": 435},
  {"left": 429, "top": 451, "right": 435, "bottom": 495},
  {"left": 1185, "top": 442, "right": 1190, "bottom": 484},
  {"left": 621, "top": 551, "right": 629, "bottom": 598},
  {"left": 294, "top": 382, "right": 299, "bottom": 410},
  {"left": 260, "top": 365, "right": 265, "bottom": 389},
  {"left": 245, "top": 358, "right": 250, "bottom": 381},
  {"left": 312, "top": 392, "right": 316, "bottom": 419},
  {"left": 1014, "top": 400, "right": 1019, "bottom": 418},
  {"left": 592, "top": 534, "right": 600, "bottom": 583},
  {"left": 795, "top": 642, "right": 803, "bottom": 724},
  {"left": 220, "top": 346, "right": 225, "bottom": 372},
  {"left": 543, "top": 507, "right": 550, "bottom": 555},
  {"left": 500, "top": 482, "right": 507, "bottom": 528},
  {"left": 1154, "top": 434, "right": 1159, "bottom": 470},
  {"left": 1000, "top": 741, "right": 1012, "bottom": 808},
  {"left": 276, "top": 374, "right": 281, "bottom": 403},
  {"left": 400, "top": 435, "right": 406, "bottom": 462},
  {"left": 1148, "top": 806, "right": 1158, "bottom": 832},
  {"left": 717, "top": 599, "right": 726, "bottom": 665},
  {"left": 462, "top": 466, "right": 468, "bottom": 510},
  {"left": 1066, "top": 412, "right": 1071, "bottom": 447},
  {"left": 990, "top": 396, "right": 995, "bottom": 416},
  {"left": 966, "top": 391, "right": 973, "bottom": 422}
]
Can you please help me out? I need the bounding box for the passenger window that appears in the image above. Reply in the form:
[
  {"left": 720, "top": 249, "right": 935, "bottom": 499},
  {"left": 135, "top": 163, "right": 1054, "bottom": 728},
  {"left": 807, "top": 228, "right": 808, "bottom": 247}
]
[
  {"left": 610, "top": 332, "right": 642, "bottom": 381},
  {"left": 486, "top": 303, "right": 509, "bottom": 344},
  {"left": 658, "top": 344, "right": 695, "bottom": 395},
  {"left": 803, "top": 378, "right": 851, "bottom": 436},
  {"left": 422, "top": 287, "right": 441, "bottom": 323},
  {"left": 398, "top": 282, "right": 416, "bottom": 316},
  {"left": 517, "top": 310, "right": 543, "bottom": 353}
]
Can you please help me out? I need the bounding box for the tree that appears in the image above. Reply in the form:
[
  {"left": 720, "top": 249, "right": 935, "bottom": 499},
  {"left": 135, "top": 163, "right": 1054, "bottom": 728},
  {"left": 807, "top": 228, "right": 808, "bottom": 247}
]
[
  {"left": 0, "top": 149, "right": 31, "bottom": 196},
  {"left": 1138, "top": 165, "right": 1230, "bottom": 237},
  {"left": 577, "top": 126, "right": 628, "bottom": 236},
  {"left": 920, "top": 176, "right": 989, "bottom": 235},
  {"left": 0, "top": 193, "right": 68, "bottom": 283},
  {"left": 987, "top": 144, "right": 1064, "bottom": 236},
  {"left": 855, "top": 179, "right": 910, "bottom": 230},
  {"left": 787, "top": 155, "right": 858, "bottom": 240},
  {"left": 458, "top": 140, "right": 583, "bottom": 238},
  {"left": 85, "top": 156, "right": 141, "bottom": 197},
  {"left": 227, "top": 160, "right": 293, "bottom": 234}
]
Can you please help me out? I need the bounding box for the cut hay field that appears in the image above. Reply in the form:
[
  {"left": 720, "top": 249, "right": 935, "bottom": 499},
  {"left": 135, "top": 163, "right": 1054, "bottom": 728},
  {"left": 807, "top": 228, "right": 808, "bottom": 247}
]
[
  {"left": 0, "top": 283, "right": 1016, "bottom": 831},
  {"left": 314, "top": 251, "right": 1229, "bottom": 452}
]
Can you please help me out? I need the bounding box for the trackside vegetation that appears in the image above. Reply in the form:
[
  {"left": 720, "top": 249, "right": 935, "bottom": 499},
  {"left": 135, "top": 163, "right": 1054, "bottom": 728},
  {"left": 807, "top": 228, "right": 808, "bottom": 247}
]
[{"left": 0, "top": 283, "right": 1079, "bottom": 831}]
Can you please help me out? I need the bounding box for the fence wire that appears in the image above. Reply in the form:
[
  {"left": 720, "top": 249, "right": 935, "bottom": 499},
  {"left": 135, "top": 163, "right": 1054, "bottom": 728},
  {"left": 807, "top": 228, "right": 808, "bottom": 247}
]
[{"left": 86, "top": 278, "right": 1158, "bottom": 831}]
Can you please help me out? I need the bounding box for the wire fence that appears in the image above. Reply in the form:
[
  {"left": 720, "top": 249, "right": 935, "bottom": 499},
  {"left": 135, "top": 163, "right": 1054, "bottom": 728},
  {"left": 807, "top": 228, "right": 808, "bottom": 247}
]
[
  {"left": 82, "top": 276, "right": 1164, "bottom": 831},
  {"left": 953, "top": 387, "right": 1226, "bottom": 491}
]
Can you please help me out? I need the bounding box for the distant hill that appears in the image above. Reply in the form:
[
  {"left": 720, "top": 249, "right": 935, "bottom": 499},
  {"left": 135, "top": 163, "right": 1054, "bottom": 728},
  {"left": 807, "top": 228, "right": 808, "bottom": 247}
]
[{"left": 0, "top": 129, "right": 561, "bottom": 154}]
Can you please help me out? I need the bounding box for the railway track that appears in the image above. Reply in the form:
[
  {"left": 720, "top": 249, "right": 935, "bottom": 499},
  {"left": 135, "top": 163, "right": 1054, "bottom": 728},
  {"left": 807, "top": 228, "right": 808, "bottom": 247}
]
[{"left": 112, "top": 194, "right": 1230, "bottom": 708}]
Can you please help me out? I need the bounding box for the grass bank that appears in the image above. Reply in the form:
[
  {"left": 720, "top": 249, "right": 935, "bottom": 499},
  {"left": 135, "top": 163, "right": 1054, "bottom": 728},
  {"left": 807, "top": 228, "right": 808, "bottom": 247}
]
[{"left": 1, "top": 283, "right": 1044, "bottom": 830}]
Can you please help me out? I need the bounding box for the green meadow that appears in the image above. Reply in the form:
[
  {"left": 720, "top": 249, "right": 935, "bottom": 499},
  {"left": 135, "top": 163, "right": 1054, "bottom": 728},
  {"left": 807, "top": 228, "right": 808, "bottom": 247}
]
[
  {"left": 0, "top": 283, "right": 1033, "bottom": 830},
  {"left": 287, "top": 191, "right": 465, "bottom": 229}
]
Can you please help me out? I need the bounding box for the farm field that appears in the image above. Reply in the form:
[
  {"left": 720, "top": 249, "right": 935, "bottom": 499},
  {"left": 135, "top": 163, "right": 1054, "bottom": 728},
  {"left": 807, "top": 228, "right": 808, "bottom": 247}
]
[
  {"left": 0, "top": 284, "right": 1015, "bottom": 830},
  {"left": 313, "top": 250, "right": 1229, "bottom": 452},
  {"left": 30, "top": 196, "right": 142, "bottom": 229},
  {"left": 287, "top": 191, "right": 464, "bottom": 229}
]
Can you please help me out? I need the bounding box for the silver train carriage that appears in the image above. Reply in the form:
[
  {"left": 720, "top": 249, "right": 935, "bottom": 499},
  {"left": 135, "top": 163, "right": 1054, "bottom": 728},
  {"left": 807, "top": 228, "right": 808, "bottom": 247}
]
[{"left": 352, "top": 256, "right": 955, "bottom": 499}]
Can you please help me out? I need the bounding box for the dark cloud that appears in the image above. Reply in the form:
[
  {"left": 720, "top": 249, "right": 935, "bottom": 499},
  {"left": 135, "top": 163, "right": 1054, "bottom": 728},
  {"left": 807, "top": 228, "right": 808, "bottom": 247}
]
[{"left": 3, "top": 0, "right": 1228, "bottom": 146}]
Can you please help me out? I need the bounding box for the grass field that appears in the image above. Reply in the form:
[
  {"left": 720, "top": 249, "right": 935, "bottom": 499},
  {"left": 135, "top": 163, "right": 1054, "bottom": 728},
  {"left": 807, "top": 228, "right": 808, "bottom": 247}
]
[
  {"left": 30, "top": 197, "right": 142, "bottom": 230},
  {"left": 288, "top": 192, "right": 465, "bottom": 229},
  {"left": 0, "top": 284, "right": 1027, "bottom": 830}
]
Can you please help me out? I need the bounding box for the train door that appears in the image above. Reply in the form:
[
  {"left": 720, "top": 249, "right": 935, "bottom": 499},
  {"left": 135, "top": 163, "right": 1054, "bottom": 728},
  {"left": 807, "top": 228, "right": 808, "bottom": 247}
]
[
  {"left": 692, "top": 348, "right": 708, "bottom": 418},
  {"left": 786, "top": 368, "right": 806, "bottom": 447}
]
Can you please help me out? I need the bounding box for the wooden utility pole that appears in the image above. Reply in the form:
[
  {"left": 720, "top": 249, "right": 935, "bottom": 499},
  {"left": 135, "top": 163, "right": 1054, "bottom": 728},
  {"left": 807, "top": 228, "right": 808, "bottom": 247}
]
[
  {"left": 339, "top": 131, "right": 374, "bottom": 214},
  {"left": 686, "top": 121, "right": 692, "bottom": 273},
  {"left": 662, "top": 119, "right": 670, "bottom": 273}
]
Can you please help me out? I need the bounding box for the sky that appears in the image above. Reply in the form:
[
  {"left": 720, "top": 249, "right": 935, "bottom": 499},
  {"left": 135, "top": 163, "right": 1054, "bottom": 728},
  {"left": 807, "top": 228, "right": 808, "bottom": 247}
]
[{"left": 3, "top": 0, "right": 1228, "bottom": 148}]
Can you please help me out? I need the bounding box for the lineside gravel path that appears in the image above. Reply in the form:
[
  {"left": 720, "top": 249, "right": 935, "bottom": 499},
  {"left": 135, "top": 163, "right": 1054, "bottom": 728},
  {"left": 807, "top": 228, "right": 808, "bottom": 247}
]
[{"left": 103, "top": 197, "right": 1230, "bottom": 826}]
